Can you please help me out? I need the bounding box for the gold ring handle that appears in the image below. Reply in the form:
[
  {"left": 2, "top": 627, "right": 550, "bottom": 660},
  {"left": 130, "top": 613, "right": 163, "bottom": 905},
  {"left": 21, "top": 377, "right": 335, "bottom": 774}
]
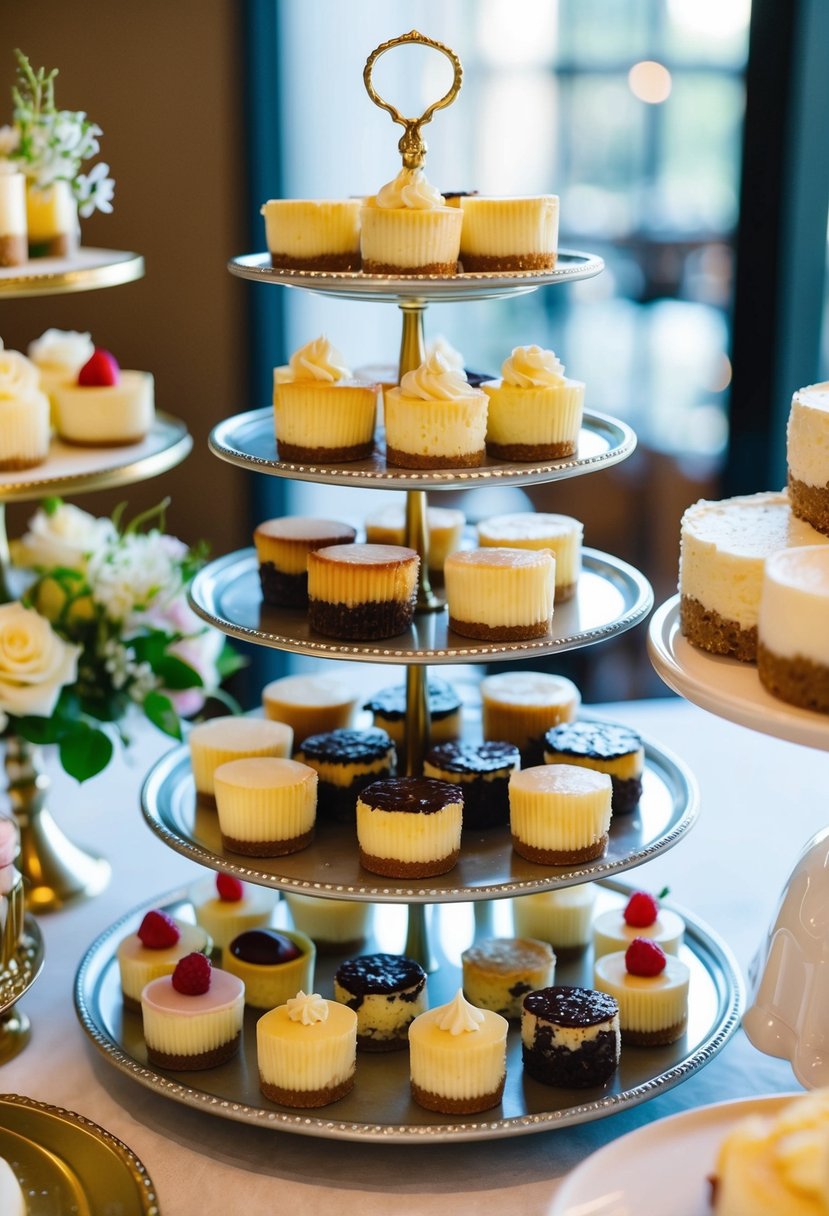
[{"left": 363, "top": 30, "right": 463, "bottom": 169}]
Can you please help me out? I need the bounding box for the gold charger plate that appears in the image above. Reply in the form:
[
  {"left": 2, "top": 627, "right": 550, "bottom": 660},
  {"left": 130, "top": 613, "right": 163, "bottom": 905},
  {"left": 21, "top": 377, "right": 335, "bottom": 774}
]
[{"left": 0, "top": 1093, "right": 159, "bottom": 1214}]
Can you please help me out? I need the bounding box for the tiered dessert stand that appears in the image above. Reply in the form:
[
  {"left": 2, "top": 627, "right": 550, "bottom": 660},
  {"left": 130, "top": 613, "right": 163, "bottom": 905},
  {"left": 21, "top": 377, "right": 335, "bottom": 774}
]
[
  {"left": 76, "top": 33, "right": 743, "bottom": 1141},
  {"left": 0, "top": 248, "right": 193, "bottom": 918}
]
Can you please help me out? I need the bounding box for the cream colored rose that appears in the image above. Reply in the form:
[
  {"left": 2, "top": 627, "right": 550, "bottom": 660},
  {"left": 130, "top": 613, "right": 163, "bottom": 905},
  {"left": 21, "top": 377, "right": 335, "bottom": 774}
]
[
  {"left": 12, "top": 502, "right": 116, "bottom": 572},
  {"left": 0, "top": 602, "right": 80, "bottom": 720},
  {"left": 0, "top": 341, "right": 41, "bottom": 401}
]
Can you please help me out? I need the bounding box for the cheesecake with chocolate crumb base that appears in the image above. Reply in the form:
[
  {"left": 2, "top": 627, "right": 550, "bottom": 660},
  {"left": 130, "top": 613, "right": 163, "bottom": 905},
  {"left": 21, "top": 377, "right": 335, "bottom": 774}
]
[{"left": 307, "top": 543, "right": 419, "bottom": 641}]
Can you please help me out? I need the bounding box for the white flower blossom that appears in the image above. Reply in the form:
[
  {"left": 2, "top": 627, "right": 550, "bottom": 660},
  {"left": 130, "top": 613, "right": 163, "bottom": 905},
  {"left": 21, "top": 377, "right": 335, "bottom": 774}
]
[
  {"left": 13, "top": 503, "right": 116, "bottom": 572},
  {"left": 88, "top": 531, "right": 184, "bottom": 623},
  {"left": 75, "top": 160, "right": 114, "bottom": 218}
]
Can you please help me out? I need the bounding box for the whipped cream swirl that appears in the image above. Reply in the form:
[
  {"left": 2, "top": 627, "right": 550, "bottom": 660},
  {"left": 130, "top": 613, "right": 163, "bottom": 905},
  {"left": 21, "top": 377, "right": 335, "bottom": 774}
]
[
  {"left": 437, "top": 989, "right": 485, "bottom": 1035},
  {"left": 502, "top": 345, "right": 565, "bottom": 389},
  {"left": 286, "top": 990, "right": 329, "bottom": 1025},
  {"left": 28, "top": 328, "right": 94, "bottom": 370},
  {"left": 287, "top": 336, "right": 351, "bottom": 383},
  {"left": 375, "top": 168, "right": 445, "bottom": 211},
  {"left": 426, "top": 335, "right": 465, "bottom": 371},
  {"left": 0, "top": 341, "right": 41, "bottom": 401},
  {"left": 400, "top": 351, "right": 479, "bottom": 401}
]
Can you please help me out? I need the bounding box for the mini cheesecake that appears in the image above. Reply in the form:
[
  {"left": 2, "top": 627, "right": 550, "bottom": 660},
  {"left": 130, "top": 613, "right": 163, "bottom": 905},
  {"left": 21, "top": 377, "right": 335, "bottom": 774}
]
[
  {"left": 188, "top": 716, "right": 294, "bottom": 804},
  {"left": 254, "top": 516, "right": 356, "bottom": 607},
  {"left": 364, "top": 503, "right": 465, "bottom": 576},
  {"left": 141, "top": 958, "right": 245, "bottom": 1071},
  {"left": 0, "top": 166, "right": 27, "bottom": 267},
  {"left": 543, "top": 720, "right": 645, "bottom": 815},
  {"left": 214, "top": 757, "right": 317, "bottom": 857},
  {"left": 458, "top": 195, "right": 559, "bottom": 272},
  {"left": 384, "top": 353, "right": 488, "bottom": 469},
  {"left": 27, "top": 329, "right": 94, "bottom": 413},
  {"left": 594, "top": 944, "right": 690, "bottom": 1046},
  {"left": 257, "top": 991, "right": 358, "bottom": 1108},
  {"left": 360, "top": 168, "right": 462, "bottom": 275},
  {"left": 294, "top": 727, "right": 396, "bottom": 822},
  {"left": 477, "top": 512, "right": 583, "bottom": 601},
  {"left": 261, "top": 673, "right": 359, "bottom": 742},
  {"left": 222, "top": 928, "right": 315, "bottom": 1010},
  {"left": 423, "top": 740, "right": 520, "bottom": 830},
  {"left": 787, "top": 383, "right": 829, "bottom": 535},
  {"left": 679, "top": 491, "right": 829, "bottom": 662},
  {"left": 53, "top": 352, "right": 155, "bottom": 446},
  {"left": 445, "top": 547, "right": 555, "bottom": 642},
  {"left": 512, "top": 884, "right": 598, "bottom": 959},
  {"left": 333, "top": 953, "right": 427, "bottom": 1051},
  {"left": 356, "top": 776, "right": 463, "bottom": 879},
  {"left": 273, "top": 336, "right": 379, "bottom": 463},
  {"left": 307, "top": 543, "right": 419, "bottom": 641},
  {"left": 365, "top": 678, "right": 463, "bottom": 748},
  {"left": 284, "top": 893, "right": 374, "bottom": 954},
  {"left": 483, "top": 345, "right": 584, "bottom": 462},
  {"left": 521, "top": 985, "right": 620, "bottom": 1088},
  {"left": 189, "top": 873, "right": 278, "bottom": 950},
  {"left": 509, "top": 764, "right": 612, "bottom": 865},
  {"left": 409, "top": 989, "right": 508, "bottom": 1114},
  {"left": 261, "top": 198, "right": 362, "bottom": 271},
  {"left": 593, "top": 899, "right": 685, "bottom": 961},
  {"left": 758, "top": 545, "right": 829, "bottom": 713},
  {"left": 462, "top": 937, "right": 555, "bottom": 1020},
  {"left": 481, "top": 671, "right": 581, "bottom": 764},
  {"left": 0, "top": 346, "right": 50, "bottom": 471},
  {"left": 117, "top": 912, "right": 212, "bottom": 1011}
]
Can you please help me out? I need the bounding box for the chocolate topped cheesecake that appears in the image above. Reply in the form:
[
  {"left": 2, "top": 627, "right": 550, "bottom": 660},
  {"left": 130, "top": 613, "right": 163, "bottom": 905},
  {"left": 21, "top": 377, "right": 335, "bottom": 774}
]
[
  {"left": 307, "top": 543, "right": 419, "bottom": 641},
  {"left": 543, "top": 720, "right": 644, "bottom": 815},
  {"left": 254, "top": 516, "right": 356, "bottom": 607},
  {"left": 521, "top": 985, "right": 620, "bottom": 1088},
  {"left": 365, "top": 678, "right": 463, "bottom": 746},
  {"left": 334, "top": 952, "right": 427, "bottom": 1051},
  {"left": 423, "top": 740, "right": 520, "bottom": 829},
  {"left": 295, "top": 727, "right": 396, "bottom": 822},
  {"left": 356, "top": 776, "right": 464, "bottom": 878}
]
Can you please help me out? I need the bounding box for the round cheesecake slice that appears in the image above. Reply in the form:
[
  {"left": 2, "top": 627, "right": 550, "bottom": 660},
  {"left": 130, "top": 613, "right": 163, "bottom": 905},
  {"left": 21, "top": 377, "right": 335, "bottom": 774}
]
[
  {"left": 758, "top": 545, "right": 829, "bottom": 712},
  {"left": 356, "top": 776, "right": 463, "bottom": 879},
  {"left": 509, "top": 765, "right": 612, "bottom": 865},
  {"left": 307, "top": 543, "right": 419, "bottom": 641},
  {"left": 257, "top": 991, "right": 357, "bottom": 1108},
  {"left": 117, "top": 916, "right": 211, "bottom": 1011},
  {"left": 254, "top": 516, "right": 356, "bottom": 607},
  {"left": 445, "top": 547, "right": 555, "bottom": 641},
  {"left": 512, "top": 884, "right": 598, "bottom": 958},
  {"left": 462, "top": 937, "right": 555, "bottom": 1020},
  {"left": 190, "top": 874, "right": 278, "bottom": 949},
  {"left": 409, "top": 989, "right": 508, "bottom": 1114}
]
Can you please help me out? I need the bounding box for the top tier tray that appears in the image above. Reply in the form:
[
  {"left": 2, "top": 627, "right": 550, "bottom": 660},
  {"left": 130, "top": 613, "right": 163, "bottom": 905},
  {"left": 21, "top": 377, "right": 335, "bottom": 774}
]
[
  {"left": 228, "top": 249, "right": 604, "bottom": 303},
  {"left": 648, "top": 596, "right": 829, "bottom": 753},
  {"left": 0, "top": 248, "right": 145, "bottom": 299},
  {"left": 0, "top": 413, "right": 192, "bottom": 504}
]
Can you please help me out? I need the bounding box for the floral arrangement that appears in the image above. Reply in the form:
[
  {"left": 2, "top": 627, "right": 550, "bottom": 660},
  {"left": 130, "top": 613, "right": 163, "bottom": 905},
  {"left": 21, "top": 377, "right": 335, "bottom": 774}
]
[
  {"left": 2, "top": 499, "right": 243, "bottom": 782},
  {"left": 0, "top": 50, "right": 114, "bottom": 218}
]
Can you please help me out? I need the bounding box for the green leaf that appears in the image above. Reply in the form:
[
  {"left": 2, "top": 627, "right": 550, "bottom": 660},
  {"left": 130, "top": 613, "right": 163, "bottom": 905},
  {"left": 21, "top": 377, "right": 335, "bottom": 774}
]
[
  {"left": 13, "top": 714, "right": 63, "bottom": 745},
  {"left": 58, "top": 723, "right": 113, "bottom": 783},
  {"left": 42, "top": 495, "right": 63, "bottom": 517},
  {"left": 216, "top": 642, "right": 247, "bottom": 679},
  {"left": 155, "top": 655, "right": 203, "bottom": 690},
  {"left": 143, "top": 691, "right": 182, "bottom": 740}
]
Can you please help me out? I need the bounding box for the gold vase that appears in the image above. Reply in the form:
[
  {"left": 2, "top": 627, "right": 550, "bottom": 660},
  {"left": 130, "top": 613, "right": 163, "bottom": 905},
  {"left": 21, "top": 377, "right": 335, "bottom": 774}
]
[{"left": 4, "top": 733, "right": 110, "bottom": 913}]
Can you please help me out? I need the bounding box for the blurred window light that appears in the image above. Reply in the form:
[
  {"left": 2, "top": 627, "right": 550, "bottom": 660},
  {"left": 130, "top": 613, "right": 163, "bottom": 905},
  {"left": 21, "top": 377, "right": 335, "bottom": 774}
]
[
  {"left": 668, "top": 0, "right": 751, "bottom": 41},
  {"left": 628, "top": 61, "right": 673, "bottom": 105},
  {"left": 477, "top": 0, "right": 558, "bottom": 65}
]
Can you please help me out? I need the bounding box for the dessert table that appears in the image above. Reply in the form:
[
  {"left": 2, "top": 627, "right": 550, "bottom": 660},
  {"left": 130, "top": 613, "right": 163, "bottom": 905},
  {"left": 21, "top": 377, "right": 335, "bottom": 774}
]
[{"left": 1, "top": 693, "right": 822, "bottom": 1215}]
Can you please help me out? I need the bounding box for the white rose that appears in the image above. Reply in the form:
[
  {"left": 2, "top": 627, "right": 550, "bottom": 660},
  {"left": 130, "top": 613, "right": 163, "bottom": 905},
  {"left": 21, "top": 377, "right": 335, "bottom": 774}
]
[
  {"left": 0, "top": 345, "right": 40, "bottom": 401},
  {"left": 12, "top": 503, "right": 116, "bottom": 572},
  {"left": 0, "top": 602, "right": 80, "bottom": 719},
  {"left": 88, "top": 532, "right": 183, "bottom": 623}
]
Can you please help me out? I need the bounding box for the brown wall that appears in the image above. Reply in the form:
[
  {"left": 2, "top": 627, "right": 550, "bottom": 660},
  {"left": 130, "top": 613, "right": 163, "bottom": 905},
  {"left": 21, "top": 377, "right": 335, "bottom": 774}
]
[{"left": 2, "top": 1, "right": 251, "bottom": 554}]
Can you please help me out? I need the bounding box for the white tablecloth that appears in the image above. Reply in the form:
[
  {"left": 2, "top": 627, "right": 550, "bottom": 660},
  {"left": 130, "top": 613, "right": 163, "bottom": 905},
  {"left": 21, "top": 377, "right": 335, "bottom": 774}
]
[{"left": 2, "top": 696, "right": 824, "bottom": 1215}]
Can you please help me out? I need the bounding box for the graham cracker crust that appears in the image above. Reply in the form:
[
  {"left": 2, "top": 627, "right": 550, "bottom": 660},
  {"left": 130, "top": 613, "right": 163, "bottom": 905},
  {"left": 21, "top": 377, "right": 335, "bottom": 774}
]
[
  {"left": 385, "top": 445, "right": 485, "bottom": 470},
  {"left": 258, "top": 563, "right": 309, "bottom": 608},
  {"left": 758, "top": 643, "right": 829, "bottom": 713},
  {"left": 788, "top": 474, "right": 829, "bottom": 535},
  {"left": 411, "top": 1075, "right": 505, "bottom": 1114},
  {"left": 276, "top": 439, "right": 374, "bottom": 463},
  {"left": 147, "top": 1031, "right": 241, "bottom": 1071},
  {"left": 511, "top": 834, "right": 608, "bottom": 865},
  {"left": 0, "top": 454, "right": 47, "bottom": 471},
  {"left": 221, "top": 826, "right": 314, "bottom": 857},
  {"left": 460, "top": 252, "right": 557, "bottom": 272},
  {"left": 0, "top": 234, "right": 26, "bottom": 267},
  {"left": 260, "top": 1072, "right": 354, "bottom": 1108},
  {"left": 196, "top": 791, "right": 217, "bottom": 809},
  {"left": 309, "top": 595, "right": 416, "bottom": 641},
  {"left": 362, "top": 259, "right": 459, "bottom": 276},
  {"left": 358, "top": 847, "right": 460, "bottom": 879},
  {"left": 449, "top": 616, "right": 550, "bottom": 641},
  {"left": 679, "top": 594, "right": 757, "bottom": 662},
  {"left": 270, "top": 252, "right": 360, "bottom": 272},
  {"left": 556, "top": 581, "right": 577, "bottom": 603},
  {"left": 621, "top": 1017, "right": 687, "bottom": 1047},
  {"left": 486, "top": 439, "right": 577, "bottom": 461}
]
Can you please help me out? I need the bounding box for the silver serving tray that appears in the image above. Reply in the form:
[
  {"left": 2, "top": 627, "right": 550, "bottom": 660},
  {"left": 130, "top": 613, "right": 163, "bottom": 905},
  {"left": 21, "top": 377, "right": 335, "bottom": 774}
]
[
  {"left": 141, "top": 731, "right": 697, "bottom": 902},
  {"left": 0, "top": 413, "right": 192, "bottom": 504},
  {"left": 188, "top": 546, "right": 653, "bottom": 664},
  {"left": 648, "top": 596, "right": 829, "bottom": 753},
  {"left": 227, "top": 249, "right": 604, "bottom": 303},
  {"left": 209, "top": 408, "right": 634, "bottom": 490},
  {"left": 74, "top": 882, "right": 743, "bottom": 1143}
]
